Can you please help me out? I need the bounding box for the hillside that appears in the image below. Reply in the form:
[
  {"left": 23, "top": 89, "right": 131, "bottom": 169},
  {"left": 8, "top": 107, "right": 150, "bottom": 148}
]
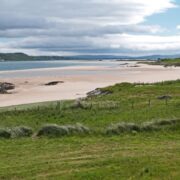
[
  {"left": 1, "top": 52, "right": 180, "bottom": 61},
  {"left": 0, "top": 80, "right": 179, "bottom": 179},
  {"left": 0, "top": 53, "right": 66, "bottom": 61}
]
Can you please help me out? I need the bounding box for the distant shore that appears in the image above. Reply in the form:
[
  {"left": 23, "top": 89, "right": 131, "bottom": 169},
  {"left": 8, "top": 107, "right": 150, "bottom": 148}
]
[{"left": 0, "top": 62, "right": 180, "bottom": 107}]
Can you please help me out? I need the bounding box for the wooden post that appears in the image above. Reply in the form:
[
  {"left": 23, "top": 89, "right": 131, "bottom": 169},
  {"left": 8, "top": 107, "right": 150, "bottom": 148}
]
[
  {"left": 57, "top": 101, "right": 61, "bottom": 111},
  {"left": 148, "top": 99, "right": 151, "bottom": 107}
]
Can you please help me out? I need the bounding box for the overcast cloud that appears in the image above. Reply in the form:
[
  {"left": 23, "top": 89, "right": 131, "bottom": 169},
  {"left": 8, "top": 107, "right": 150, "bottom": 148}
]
[{"left": 0, "top": 0, "right": 179, "bottom": 55}]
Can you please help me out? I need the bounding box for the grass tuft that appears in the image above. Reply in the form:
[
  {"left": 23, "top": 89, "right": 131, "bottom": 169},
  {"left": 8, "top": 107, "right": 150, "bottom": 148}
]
[
  {"left": 106, "top": 119, "right": 180, "bottom": 135},
  {"left": 0, "top": 128, "right": 11, "bottom": 139},
  {"left": 106, "top": 123, "right": 140, "bottom": 135},
  {"left": 36, "top": 123, "right": 90, "bottom": 137},
  {"left": 10, "top": 126, "right": 33, "bottom": 138},
  {"left": 140, "top": 122, "right": 159, "bottom": 132}
]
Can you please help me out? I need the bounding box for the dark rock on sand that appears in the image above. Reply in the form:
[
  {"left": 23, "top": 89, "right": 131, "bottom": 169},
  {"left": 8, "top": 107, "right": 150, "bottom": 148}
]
[
  {"left": 45, "top": 81, "right": 64, "bottom": 86},
  {"left": 0, "top": 82, "right": 15, "bottom": 94}
]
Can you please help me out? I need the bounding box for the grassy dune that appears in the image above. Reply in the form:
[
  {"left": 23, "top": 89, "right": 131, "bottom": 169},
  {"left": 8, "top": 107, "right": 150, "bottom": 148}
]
[
  {"left": 142, "top": 58, "right": 180, "bottom": 67},
  {"left": 0, "top": 81, "right": 179, "bottom": 130},
  {"left": 0, "top": 80, "right": 179, "bottom": 179}
]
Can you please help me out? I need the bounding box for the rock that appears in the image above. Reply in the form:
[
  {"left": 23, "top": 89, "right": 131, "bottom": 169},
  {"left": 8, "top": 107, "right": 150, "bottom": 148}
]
[
  {"left": 0, "top": 82, "right": 15, "bottom": 94},
  {"left": 45, "top": 81, "right": 64, "bottom": 86},
  {"left": 87, "top": 88, "right": 111, "bottom": 97}
]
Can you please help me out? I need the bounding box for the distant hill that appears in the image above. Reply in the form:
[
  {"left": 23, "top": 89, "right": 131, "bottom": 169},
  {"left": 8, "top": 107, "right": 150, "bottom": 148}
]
[
  {"left": 0, "top": 53, "right": 33, "bottom": 61},
  {"left": 0, "top": 53, "right": 67, "bottom": 61},
  {"left": 0, "top": 52, "right": 180, "bottom": 61}
]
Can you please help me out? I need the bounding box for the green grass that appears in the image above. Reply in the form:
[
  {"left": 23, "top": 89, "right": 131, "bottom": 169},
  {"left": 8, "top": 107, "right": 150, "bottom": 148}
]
[
  {"left": 0, "top": 81, "right": 179, "bottom": 130},
  {"left": 0, "top": 80, "right": 179, "bottom": 179},
  {"left": 105, "top": 119, "right": 180, "bottom": 135},
  {"left": 141, "top": 58, "right": 180, "bottom": 67},
  {"left": 0, "top": 132, "right": 179, "bottom": 179}
]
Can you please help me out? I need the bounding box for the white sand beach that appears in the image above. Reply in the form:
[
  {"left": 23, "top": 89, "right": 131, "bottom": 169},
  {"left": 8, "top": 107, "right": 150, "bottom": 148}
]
[{"left": 0, "top": 63, "right": 180, "bottom": 107}]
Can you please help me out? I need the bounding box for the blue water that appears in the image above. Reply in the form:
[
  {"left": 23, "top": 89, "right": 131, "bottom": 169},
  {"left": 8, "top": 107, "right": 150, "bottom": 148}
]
[
  {"left": 0, "top": 60, "right": 120, "bottom": 71},
  {"left": 0, "top": 60, "right": 126, "bottom": 78},
  {"left": 0, "top": 60, "right": 116, "bottom": 71}
]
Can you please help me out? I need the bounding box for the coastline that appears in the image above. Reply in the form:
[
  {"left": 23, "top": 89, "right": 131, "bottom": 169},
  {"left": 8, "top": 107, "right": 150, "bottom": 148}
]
[{"left": 0, "top": 63, "right": 180, "bottom": 107}]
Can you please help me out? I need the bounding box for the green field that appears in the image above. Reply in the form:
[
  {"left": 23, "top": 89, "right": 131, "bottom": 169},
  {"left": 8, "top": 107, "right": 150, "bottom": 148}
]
[{"left": 0, "top": 80, "right": 180, "bottom": 179}]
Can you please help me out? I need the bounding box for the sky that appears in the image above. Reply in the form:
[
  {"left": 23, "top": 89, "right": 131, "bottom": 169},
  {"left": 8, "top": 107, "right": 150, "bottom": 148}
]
[{"left": 0, "top": 0, "right": 180, "bottom": 56}]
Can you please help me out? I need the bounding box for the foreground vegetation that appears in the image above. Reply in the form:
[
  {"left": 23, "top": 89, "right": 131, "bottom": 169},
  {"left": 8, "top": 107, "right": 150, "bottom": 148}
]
[
  {"left": 0, "top": 132, "right": 180, "bottom": 179},
  {"left": 0, "top": 80, "right": 179, "bottom": 179}
]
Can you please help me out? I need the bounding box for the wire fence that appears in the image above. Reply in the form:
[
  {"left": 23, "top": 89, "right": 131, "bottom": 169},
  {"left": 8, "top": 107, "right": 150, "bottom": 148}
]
[{"left": 0, "top": 97, "right": 179, "bottom": 114}]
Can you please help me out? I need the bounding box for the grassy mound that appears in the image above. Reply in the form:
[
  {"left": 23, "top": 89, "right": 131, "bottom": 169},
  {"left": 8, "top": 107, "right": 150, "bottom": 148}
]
[
  {"left": 106, "top": 123, "right": 140, "bottom": 135},
  {"left": 0, "top": 128, "right": 11, "bottom": 139},
  {"left": 10, "top": 126, "right": 33, "bottom": 138},
  {"left": 37, "top": 123, "right": 90, "bottom": 137},
  {"left": 106, "top": 119, "right": 180, "bottom": 135},
  {"left": 140, "top": 58, "right": 180, "bottom": 67}
]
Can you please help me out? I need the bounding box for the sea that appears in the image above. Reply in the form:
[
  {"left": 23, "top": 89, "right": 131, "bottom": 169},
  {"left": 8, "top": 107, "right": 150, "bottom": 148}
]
[{"left": 0, "top": 60, "right": 136, "bottom": 78}]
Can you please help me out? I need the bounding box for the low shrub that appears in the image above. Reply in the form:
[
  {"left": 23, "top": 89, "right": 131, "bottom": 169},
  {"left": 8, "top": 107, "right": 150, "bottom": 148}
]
[
  {"left": 10, "top": 126, "right": 33, "bottom": 138},
  {"left": 106, "top": 123, "right": 140, "bottom": 135},
  {"left": 36, "top": 123, "right": 90, "bottom": 137},
  {"left": 0, "top": 128, "right": 11, "bottom": 139},
  {"left": 140, "top": 122, "right": 159, "bottom": 132},
  {"left": 37, "top": 124, "right": 68, "bottom": 137},
  {"left": 66, "top": 123, "right": 90, "bottom": 134},
  {"left": 152, "top": 119, "right": 179, "bottom": 126},
  {"left": 106, "top": 119, "right": 180, "bottom": 135}
]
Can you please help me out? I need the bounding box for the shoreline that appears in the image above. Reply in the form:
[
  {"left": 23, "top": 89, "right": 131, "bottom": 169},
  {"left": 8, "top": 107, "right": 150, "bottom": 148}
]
[
  {"left": 0, "top": 60, "right": 128, "bottom": 74},
  {"left": 0, "top": 63, "right": 180, "bottom": 107}
]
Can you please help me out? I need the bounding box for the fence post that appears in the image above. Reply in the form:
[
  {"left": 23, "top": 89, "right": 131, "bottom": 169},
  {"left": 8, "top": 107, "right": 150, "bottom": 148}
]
[
  {"left": 56, "top": 101, "right": 61, "bottom": 111},
  {"left": 148, "top": 99, "right": 151, "bottom": 107}
]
